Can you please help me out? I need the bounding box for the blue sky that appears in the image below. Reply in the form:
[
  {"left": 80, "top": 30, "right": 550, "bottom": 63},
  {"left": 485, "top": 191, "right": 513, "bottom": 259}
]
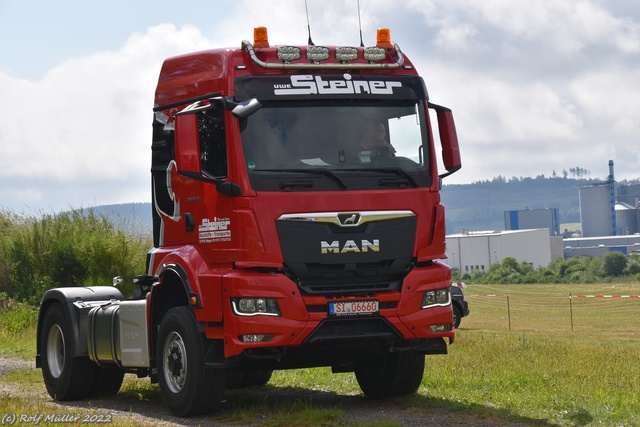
[{"left": 1, "top": 0, "right": 640, "bottom": 213}]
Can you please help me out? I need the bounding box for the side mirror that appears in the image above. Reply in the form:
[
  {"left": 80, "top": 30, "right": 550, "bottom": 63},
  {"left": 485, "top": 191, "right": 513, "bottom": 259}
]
[
  {"left": 231, "top": 98, "right": 261, "bottom": 119},
  {"left": 429, "top": 102, "right": 462, "bottom": 178}
]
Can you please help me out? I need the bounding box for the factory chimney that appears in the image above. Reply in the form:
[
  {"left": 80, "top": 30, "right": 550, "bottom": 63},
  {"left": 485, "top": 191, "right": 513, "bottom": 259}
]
[
  {"left": 608, "top": 160, "right": 614, "bottom": 183},
  {"left": 608, "top": 160, "right": 616, "bottom": 235}
]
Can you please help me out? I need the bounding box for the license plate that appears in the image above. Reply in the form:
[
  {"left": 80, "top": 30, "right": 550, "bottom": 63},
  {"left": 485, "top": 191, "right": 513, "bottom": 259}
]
[{"left": 328, "top": 300, "right": 379, "bottom": 316}]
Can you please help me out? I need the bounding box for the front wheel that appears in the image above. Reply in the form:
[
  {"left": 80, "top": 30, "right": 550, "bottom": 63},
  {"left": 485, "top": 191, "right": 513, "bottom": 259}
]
[
  {"left": 157, "top": 307, "right": 226, "bottom": 417},
  {"left": 355, "top": 350, "right": 425, "bottom": 399},
  {"left": 40, "top": 304, "right": 96, "bottom": 400}
]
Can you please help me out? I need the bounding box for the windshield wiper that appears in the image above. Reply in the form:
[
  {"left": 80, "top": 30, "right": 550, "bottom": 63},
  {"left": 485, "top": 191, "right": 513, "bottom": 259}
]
[
  {"left": 252, "top": 168, "right": 348, "bottom": 189},
  {"left": 341, "top": 167, "right": 419, "bottom": 188}
]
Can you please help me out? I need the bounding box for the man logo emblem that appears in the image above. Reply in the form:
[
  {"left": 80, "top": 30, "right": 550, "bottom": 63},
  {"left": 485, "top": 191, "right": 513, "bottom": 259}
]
[{"left": 338, "top": 213, "right": 361, "bottom": 227}]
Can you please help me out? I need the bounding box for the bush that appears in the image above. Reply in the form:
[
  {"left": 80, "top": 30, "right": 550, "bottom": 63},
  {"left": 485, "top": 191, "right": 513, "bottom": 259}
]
[
  {"left": 624, "top": 254, "right": 640, "bottom": 275},
  {"left": 601, "top": 251, "right": 628, "bottom": 277},
  {"left": 458, "top": 251, "right": 640, "bottom": 285},
  {"left": 0, "top": 211, "right": 22, "bottom": 295},
  {"left": 0, "top": 209, "right": 151, "bottom": 304},
  {"left": 0, "top": 293, "right": 38, "bottom": 335}
]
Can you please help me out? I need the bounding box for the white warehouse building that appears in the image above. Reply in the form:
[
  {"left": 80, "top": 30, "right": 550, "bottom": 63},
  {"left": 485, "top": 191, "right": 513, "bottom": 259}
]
[{"left": 445, "top": 229, "right": 564, "bottom": 272}]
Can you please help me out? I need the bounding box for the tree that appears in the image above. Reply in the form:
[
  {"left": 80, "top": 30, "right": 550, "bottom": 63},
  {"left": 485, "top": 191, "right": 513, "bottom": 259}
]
[
  {"left": 624, "top": 254, "right": 640, "bottom": 275},
  {"left": 601, "top": 251, "right": 628, "bottom": 277}
]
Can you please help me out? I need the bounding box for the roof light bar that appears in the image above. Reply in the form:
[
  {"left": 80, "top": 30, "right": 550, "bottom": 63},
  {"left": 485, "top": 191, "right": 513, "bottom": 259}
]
[
  {"left": 277, "top": 46, "right": 301, "bottom": 62},
  {"left": 241, "top": 40, "right": 404, "bottom": 70},
  {"left": 307, "top": 46, "right": 330, "bottom": 62},
  {"left": 336, "top": 47, "right": 359, "bottom": 62}
]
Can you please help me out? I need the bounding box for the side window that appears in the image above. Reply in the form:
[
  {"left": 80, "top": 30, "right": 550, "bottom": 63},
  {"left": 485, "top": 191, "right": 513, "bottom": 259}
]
[{"left": 198, "top": 109, "right": 227, "bottom": 177}]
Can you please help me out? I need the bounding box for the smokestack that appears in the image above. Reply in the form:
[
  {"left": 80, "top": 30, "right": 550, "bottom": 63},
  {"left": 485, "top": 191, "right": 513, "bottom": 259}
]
[
  {"left": 608, "top": 160, "right": 614, "bottom": 183},
  {"left": 608, "top": 160, "right": 616, "bottom": 235}
]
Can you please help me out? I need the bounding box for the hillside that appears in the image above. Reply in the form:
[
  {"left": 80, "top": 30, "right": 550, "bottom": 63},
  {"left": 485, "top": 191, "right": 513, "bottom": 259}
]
[
  {"left": 86, "top": 202, "right": 153, "bottom": 236},
  {"left": 441, "top": 177, "right": 590, "bottom": 234}
]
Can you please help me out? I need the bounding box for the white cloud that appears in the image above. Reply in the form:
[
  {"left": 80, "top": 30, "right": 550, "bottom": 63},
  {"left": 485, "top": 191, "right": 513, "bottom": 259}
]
[
  {"left": 1, "top": 1, "right": 640, "bottom": 211},
  {"left": 569, "top": 68, "right": 640, "bottom": 135},
  {"left": 0, "top": 24, "right": 211, "bottom": 212},
  {"left": 467, "top": 1, "right": 640, "bottom": 54},
  {"left": 442, "top": 72, "right": 583, "bottom": 144}
]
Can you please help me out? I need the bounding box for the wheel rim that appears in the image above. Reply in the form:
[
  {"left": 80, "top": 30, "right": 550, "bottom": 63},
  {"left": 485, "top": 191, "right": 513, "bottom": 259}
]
[
  {"left": 163, "top": 331, "right": 187, "bottom": 394},
  {"left": 46, "top": 324, "right": 65, "bottom": 378}
]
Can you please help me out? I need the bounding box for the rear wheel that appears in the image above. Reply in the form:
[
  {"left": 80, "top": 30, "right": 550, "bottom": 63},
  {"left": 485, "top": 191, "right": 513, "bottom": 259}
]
[
  {"left": 40, "top": 304, "right": 96, "bottom": 400},
  {"left": 355, "top": 350, "right": 425, "bottom": 399},
  {"left": 157, "top": 307, "right": 226, "bottom": 417}
]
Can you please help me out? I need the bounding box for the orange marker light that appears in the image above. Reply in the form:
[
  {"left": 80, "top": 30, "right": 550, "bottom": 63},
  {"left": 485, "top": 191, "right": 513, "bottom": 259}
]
[
  {"left": 190, "top": 296, "right": 198, "bottom": 305},
  {"left": 254, "top": 26, "right": 269, "bottom": 48},
  {"left": 376, "top": 28, "right": 392, "bottom": 48}
]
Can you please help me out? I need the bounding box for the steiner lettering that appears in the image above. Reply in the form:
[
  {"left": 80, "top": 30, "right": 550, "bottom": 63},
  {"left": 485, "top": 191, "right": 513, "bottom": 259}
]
[{"left": 274, "top": 74, "right": 402, "bottom": 96}]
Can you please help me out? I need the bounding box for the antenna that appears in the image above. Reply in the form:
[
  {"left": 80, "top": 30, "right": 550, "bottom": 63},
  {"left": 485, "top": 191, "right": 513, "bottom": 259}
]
[
  {"left": 305, "top": 0, "right": 314, "bottom": 45},
  {"left": 357, "top": 0, "right": 364, "bottom": 47}
]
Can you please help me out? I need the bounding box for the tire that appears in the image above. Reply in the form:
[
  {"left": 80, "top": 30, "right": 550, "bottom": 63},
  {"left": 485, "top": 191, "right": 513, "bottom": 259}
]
[
  {"left": 40, "top": 304, "right": 96, "bottom": 400},
  {"left": 355, "top": 350, "right": 425, "bottom": 399},
  {"left": 91, "top": 366, "right": 125, "bottom": 397},
  {"left": 226, "top": 369, "right": 273, "bottom": 389},
  {"left": 453, "top": 305, "right": 462, "bottom": 329},
  {"left": 157, "top": 307, "right": 226, "bottom": 417}
]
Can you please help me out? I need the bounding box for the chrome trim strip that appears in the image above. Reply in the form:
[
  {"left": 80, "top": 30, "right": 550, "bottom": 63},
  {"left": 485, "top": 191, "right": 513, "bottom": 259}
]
[{"left": 277, "top": 210, "right": 415, "bottom": 228}]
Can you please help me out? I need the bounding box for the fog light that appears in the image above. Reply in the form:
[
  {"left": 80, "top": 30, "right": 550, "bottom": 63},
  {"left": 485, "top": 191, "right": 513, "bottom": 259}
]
[
  {"left": 364, "top": 46, "right": 386, "bottom": 61},
  {"left": 307, "top": 46, "right": 329, "bottom": 61},
  {"left": 231, "top": 298, "right": 281, "bottom": 316},
  {"left": 277, "top": 46, "right": 301, "bottom": 62},
  {"left": 336, "top": 46, "right": 358, "bottom": 62},
  {"left": 240, "top": 334, "right": 274, "bottom": 343},
  {"left": 429, "top": 324, "right": 451, "bottom": 332},
  {"left": 421, "top": 288, "right": 451, "bottom": 309}
]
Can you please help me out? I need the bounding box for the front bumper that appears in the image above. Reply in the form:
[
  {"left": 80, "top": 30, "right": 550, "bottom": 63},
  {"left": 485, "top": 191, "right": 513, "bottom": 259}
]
[{"left": 211, "top": 264, "right": 454, "bottom": 360}]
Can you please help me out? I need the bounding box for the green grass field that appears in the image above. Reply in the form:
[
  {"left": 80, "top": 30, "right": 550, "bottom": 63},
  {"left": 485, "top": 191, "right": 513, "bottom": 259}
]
[
  {"left": 437, "top": 283, "right": 640, "bottom": 426},
  {"left": 1, "top": 283, "right": 639, "bottom": 426}
]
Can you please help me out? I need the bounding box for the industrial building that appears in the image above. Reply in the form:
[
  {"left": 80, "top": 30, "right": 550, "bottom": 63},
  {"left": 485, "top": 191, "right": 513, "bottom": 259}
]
[
  {"left": 579, "top": 161, "right": 640, "bottom": 237},
  {"left": 445, "top": 229, "right": 564, "bottom": 272},
  {"left": 504, "top": 208, "right": 560, "bottom": 236},
  {"left": 564, "top": 235, "right": 640, "bottom": 258},
  {"left": 445, "top": 161, "right": 639, "bottom": 270}
]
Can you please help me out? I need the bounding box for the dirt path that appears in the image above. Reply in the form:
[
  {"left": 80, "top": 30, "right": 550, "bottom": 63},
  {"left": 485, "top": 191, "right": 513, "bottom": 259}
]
[{"left": 0, "top": 358, "right": 552, "bottom": 427}]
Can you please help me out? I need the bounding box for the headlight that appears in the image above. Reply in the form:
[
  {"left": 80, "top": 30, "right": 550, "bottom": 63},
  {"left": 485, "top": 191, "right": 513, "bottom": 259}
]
[
  {"left": 231, "top": 298, "right": 281, "bottom": 316},
  {"left": 421, "top": 288, "right": 451, "bottom": 309}
]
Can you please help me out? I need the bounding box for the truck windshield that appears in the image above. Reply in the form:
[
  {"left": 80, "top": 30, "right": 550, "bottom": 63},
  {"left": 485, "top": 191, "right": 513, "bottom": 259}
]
[{"left": 240, "top": 99, "right": 431, "bottom": 191}]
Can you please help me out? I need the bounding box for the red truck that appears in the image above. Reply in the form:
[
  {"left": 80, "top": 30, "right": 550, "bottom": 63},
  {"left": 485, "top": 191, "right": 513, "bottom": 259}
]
[{"left": 36, "top": 26, "right": 462, "bottom": 417}]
